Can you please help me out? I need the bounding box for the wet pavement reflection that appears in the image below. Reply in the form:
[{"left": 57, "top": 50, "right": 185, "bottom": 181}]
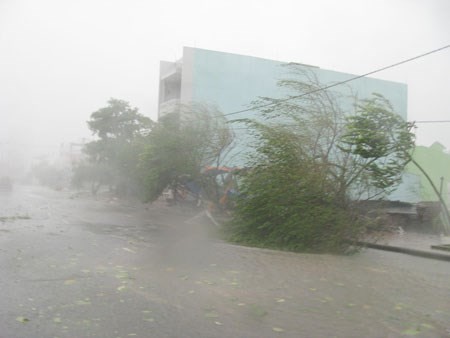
[{"left": 0, "top": 186, "right": 449, "bottom": 337}]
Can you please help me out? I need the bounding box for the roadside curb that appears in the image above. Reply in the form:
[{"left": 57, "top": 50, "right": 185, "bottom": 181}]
[{"left": 357, "top": 241, "right": 450, "bottom": 262}]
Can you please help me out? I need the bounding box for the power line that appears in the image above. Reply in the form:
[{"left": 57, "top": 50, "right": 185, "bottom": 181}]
[
  {"left": 159, "top": 44, "right": 450, "bottom": 126},
  {"left": 228, "top": 119, "right": 450, "bottom": 131},
  {"left": 221, "top": 44, "right": 450, "bottom": 118},
  {"left": 157, "top": 117, "right": 450, "bottom": 133},
  {"left": 414, "top": 120, "right": 450, "bottom": 124}
]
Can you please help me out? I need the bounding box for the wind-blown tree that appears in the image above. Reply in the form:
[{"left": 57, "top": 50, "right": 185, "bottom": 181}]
[
  {"left": 138, "top": 102, "right": 234, "bottom": 203},
  {"left": 229, "top": 66, "right": 415, "bottom": 253},
  {"left": 343, "top": 98, "right": 450, "bottom": 233},
  {"left": 340, "top": 93, "right": 415, "bottom": 199},
  {"left": 229, "top": 122, "right": 361, "bottom": 252},
  {"left": 73, "top": 98, "right": 153, "bottom": 196}
]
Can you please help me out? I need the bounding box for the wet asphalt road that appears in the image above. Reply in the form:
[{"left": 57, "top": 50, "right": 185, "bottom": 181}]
[{"left": 0, "top": 185, "right": 449, "bottom": 338}]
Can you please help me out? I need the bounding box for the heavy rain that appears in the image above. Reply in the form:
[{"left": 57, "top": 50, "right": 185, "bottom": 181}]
[{"left": 1, "top": 1, "right": 450, "bottom": 337}]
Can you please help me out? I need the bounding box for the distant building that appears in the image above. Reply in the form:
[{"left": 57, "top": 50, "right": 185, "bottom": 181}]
[
  {"left": 158, "top": 47, "right": 435, "bottom": 202},
  {"left": 158, "top": 47, "right": 407, "bottom": 118}
]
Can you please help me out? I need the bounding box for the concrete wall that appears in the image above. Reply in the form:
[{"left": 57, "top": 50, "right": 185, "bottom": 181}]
[
  {"left": 160, "top": 47, "right": 420, "bottom": 201},
  {"left": 187, "top": 47, "right": 407, "bottom": 118},
  {"left": 184, "top": 47, "right": 408, "bottom": 167},
  {"left": 406, "top": 143, "right": 450, "bottom": 203}
]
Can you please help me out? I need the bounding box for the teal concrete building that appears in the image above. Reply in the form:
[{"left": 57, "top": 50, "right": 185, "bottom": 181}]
[
  {"left": 158, "top": 47, "right": 425, "bottom": 202},
  {"left": 159, "top": 47, "right": 407, "bottom": 118}
]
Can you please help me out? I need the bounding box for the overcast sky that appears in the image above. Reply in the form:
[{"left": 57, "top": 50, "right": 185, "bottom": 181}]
[{"left": 0, "top": 0, "right": 449, "bottom": 159}]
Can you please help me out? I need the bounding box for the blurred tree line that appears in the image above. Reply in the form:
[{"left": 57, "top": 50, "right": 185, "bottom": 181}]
[
  {"left": 72, "top": 98, "right": 233, "bottom": 203},
  {"left": 72, "top": 66, "right": 417, "bottom": 253}
]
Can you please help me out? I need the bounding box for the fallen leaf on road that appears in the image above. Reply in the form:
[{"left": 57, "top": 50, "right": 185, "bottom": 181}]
[
  {"left": 214, "top": 321, "right": 223, "bottom": 325},
  {"left": 272, "top": 327, "right": 284, "bottom": 332},
  {"left": 115, "top": 271, "right": 130, "bottom": 280},
  {"left": 16, "top": 316, "right": 29, "bottom": 323},
  {"left": 123, "top": 247, "right": 136, "bottom": 254},
  {"left": 204, "top": 310, "right": 219, "bottom": 318},
  {"left": 64, "top": 279, "right": 76, "bottom": 285},
  {"left": 276, "top": 298, "right": 285, "bottom": 303},
  {"left": 53, "top": 317, "right": 62, "bottom": 324},
  {"left": 75, "top": 299, "right": 91, "bottom": 306},
  {"left": 117, "top": 285, "right": 127, "bottom": 291},
  {"left": 401, "top": 328, "right": 420, "bottom": 336},
  {"left": 365, "top": 267, "right": 388, "bottom": 273}
]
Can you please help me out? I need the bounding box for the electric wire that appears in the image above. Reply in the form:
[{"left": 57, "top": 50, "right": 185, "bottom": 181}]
[
  {"left": 415, "top": 120, "right": 450, "bottom": 124},
  {"left": 160, "top": 44, "right": 449, "bottom": 124},
  {"left": 221, "top": 44, "right": 450, "bottom": 118}
]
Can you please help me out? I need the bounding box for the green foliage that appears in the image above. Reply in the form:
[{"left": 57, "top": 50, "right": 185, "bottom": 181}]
[
  {"left": 87, "top": 98, "right": 152, "bottom": 141},
  {"left": 228, "top": 67, "right": 414, "bottom": 253},
  {"left": 228, "top": 124, "right": 362, "bottom": 253},
  {"left": 138, "top": 103, "right": 233, "bottom": 202},
  {"left": 75, "top": 98, "right": 152, "bottom": 196},
  {"left": 340, "top": 93, "right": 415, "bottom": 192},
  {"left": 84, "top": 98, "right": 152, "bottom": 165},
  {"left": 71, "top": 162, "right": 113, "bottom": 195}
]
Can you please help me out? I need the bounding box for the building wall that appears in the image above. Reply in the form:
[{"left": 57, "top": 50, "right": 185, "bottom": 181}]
[
  {"left": 159, "top": 47, "right": 421, "bottom": 201},
  {"left": 187, "top": 47, "right": 407, "bottom": 118},
  {"left": 158, "top": 60, "right": 182, "bottom": 118},
  {"left": 405, "top": 143, "right": 450, "bottom": 203},
  {"left": 185, "top": 47, "right": 409, "bottom": 166}
]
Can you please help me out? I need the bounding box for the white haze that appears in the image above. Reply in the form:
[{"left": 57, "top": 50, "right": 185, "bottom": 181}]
[{"left": 0, "top": 0, "right": 449, "bottom": 174}]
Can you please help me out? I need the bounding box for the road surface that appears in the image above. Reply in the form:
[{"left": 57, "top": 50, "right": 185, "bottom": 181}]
[{"left": 0, "top": 185, "right": 449, "bottom": 337}]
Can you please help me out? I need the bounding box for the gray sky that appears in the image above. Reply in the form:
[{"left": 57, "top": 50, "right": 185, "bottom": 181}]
[{"left": 1, "top": 0, "right": 449, "bottom": 159}]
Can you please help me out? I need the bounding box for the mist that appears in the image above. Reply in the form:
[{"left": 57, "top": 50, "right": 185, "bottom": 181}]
[
  {"left": 1, "top": 0, "right": 449, "bottom": 178},
  {"left": 1, "top": 2, "right": 450, "bottom": 336}
]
